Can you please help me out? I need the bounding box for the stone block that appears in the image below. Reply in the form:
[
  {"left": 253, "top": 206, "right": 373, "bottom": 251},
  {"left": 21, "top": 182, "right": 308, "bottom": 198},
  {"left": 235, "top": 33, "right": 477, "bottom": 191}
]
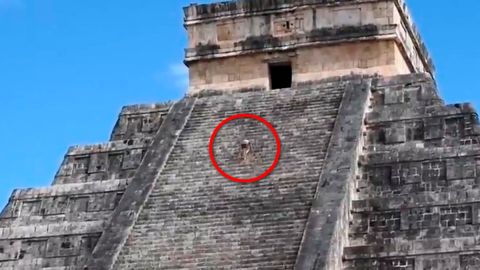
[
  {"left": 385, "top": 123, "right": 406, "bottom": 144},
  {"left": 422, "top": 161, "right": 446, "bottom": 182},
  {"left": 384, "top": 88, "right": 404, "bottom": 105},
  {"left": 88, "top": 153, "right": 108, "bottom": 174},
  {"left": 447, "top": 158, "right": 476, "bottom": 180},
  {"left": 460, "top": 253, "right": 480, "bottom": 270},
  {"left": 121, "top": 149, "right": 144, "bottom": 170},
  {"left": 392, "top": 162, "right": 421, "bottom": 185},
  {"left": 424, "top": 118, "right": 444, "bottom": 140},
  {"left": 445, "top": 117, "right": 466, "bottom": 138}
]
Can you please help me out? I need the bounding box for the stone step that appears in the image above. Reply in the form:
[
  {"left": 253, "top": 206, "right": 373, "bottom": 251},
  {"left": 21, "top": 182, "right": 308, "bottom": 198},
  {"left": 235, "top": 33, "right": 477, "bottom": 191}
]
[
  {"left": 0, "top": 221, "right": 102, "bottom": 269},
  {"left": 363, "top": 144, "right": 480, "bottom": 165},
  {"left": 0, "top": 179, "right": 127, "bottom": 226},
  {"left": 0, "top": 221, "right": 103, "bottom": 240},
  {"left": 65, "top": 138, "right": 152, "bottom": 156},
  {"left": 10, "top": 179, "right": 128, "bottom": 199},
  {"left": 355, "top": 179, "right": 477, "bottom": 199},
  {"left": 344, "top": 234, "right": 480, "bottom": 260},
  {"left": 54, "top": 139, "right": 151, "bottom": 185},
  {"left": 351, "top": 189, "right": 480, "bottom": 213},
  {"left": 349, "top": 223, "right": 480, "bottom": 245},
  {"left": 366, "top": 103, "right": 476, "bottom": 124},
  {"left": 110, "top": 103, "right": 171, "bottom": 141},
  {"left": 345, "top": 75, "right": 480, "bottom": 270},
  {"left": 114, "top": 84, "right": 344, "bottom": 269},
  {"left": 0, "top": 211, "right": 115, "bottom": 228},
  {"left": 0, "top": 255, "right": 90, "bottom": 270}
]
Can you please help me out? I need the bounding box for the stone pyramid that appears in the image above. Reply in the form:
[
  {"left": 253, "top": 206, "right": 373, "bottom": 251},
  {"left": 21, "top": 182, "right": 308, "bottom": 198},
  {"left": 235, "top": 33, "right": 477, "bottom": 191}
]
[{"left": 1, "top": 1, "right": 479, "bottom": 269}]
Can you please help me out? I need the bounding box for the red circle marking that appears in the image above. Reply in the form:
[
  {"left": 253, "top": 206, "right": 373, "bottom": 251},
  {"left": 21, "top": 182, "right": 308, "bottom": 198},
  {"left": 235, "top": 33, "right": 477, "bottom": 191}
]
[{"left": 209, "top": 113, "right": 281, "bottom": 184}]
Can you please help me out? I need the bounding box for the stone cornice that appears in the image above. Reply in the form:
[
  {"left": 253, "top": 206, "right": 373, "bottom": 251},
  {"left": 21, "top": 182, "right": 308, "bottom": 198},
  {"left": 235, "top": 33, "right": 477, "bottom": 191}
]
[
  {"left": 184, "top": 0, "right": 383, "bottom": 23},
  {"left": 185, "top": 24, "right": 397, "bottom": 63},
  {"left": 184, "top": 0, "right": 435, "bottom": 78}
]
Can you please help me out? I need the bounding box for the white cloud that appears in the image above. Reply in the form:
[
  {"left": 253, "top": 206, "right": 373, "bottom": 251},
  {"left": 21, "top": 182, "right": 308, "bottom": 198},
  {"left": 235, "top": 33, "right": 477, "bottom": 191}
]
[
  {"left": 169, "top": 63, "right": 189, "bottom": 88},
  {"left": 154, "top": 63, "right": 189, "bottom": 93}
]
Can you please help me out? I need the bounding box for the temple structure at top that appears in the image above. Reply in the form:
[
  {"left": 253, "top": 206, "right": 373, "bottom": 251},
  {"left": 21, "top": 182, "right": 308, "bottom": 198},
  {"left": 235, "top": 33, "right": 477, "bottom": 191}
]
[{"left": 183, "top": 0, "right": 434, "bottom": 93}]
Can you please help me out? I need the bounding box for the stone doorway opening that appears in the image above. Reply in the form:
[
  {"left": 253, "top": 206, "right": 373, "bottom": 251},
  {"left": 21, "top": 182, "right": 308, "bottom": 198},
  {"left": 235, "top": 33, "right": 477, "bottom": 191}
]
[{"left": 269, "top": 62, "right": 292, "bottom": 89}]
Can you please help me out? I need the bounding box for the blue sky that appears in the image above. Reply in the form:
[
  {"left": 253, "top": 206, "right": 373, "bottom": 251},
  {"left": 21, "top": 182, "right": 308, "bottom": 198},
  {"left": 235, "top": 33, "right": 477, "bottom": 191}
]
[{"left": 0, "top": 1, "right": 479, "bottom": 207}]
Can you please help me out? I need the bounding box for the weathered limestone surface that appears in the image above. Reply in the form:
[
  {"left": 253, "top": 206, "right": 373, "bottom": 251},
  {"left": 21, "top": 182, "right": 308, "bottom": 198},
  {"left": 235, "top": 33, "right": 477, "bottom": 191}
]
[
  {"left": 344, "top": 74, "right": 480, "bottom": 270},
  {"left": 112, "top": 79, "right": 348, "bottom": 269},
  {"left": 185, "top": 0, "right": 434, "bottom": 93},
  {"left": 2, "top": 73, "right": 480, "bottom": 269},
  {"left": 86, "top": 98, "right": 197, "bottom": 270},
  {"left": 0, "top": 104, "right": 171, "bottom": 269},
  {"left": 296, "top": 77, "right": 370, "bottom": 270},
  {"left": 2, "top": 1, "right": 480, "bottom": 269},
  {"left": 189, "top": 40, "right": 412, "bottom": 93}
]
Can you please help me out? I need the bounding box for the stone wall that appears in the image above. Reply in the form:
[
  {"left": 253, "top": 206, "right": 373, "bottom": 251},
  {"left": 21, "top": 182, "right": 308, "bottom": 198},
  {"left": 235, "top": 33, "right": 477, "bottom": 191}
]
[
  {"left": 111, "top": 79, "right": 348, "bottom": 269},
  {"left": 296, "top": 76, "right": 370, "bottom": 270},
  {"left": 0, "top": 104, "right": 170, "bottom": 270},
  {"left": 184, "top": 0, "right": 434, "bottom": 93},
  {"left": 2, "top": 74, "right": 480, "bottom": 269},
  {"left": 186, "top": 1, "right": 395, "bottom": 48},
  {"left": 189, "top": 40, "right": 411, "bottom": 93},
  {"left": 344, "top": 74, "right": 480, "bottom": 270},
  {"left": 110, "top": 103, "right": 171, "bottom": 141}
]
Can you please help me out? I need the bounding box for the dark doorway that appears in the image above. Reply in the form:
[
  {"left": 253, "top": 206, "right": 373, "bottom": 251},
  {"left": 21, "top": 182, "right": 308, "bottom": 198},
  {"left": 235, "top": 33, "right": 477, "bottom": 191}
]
[{"left": 269, "top": 62, "right": 292, "bottom": 89}]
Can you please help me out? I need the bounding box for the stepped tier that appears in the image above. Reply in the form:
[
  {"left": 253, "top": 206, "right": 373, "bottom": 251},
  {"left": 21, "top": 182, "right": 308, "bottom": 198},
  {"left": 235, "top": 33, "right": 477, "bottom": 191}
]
[
  {"left": 0, "top": 105, "right": 169, "bottom": 269},
  {"left": 3, "top": 74, "right": 480, "bottom": 269},
  {"left": 343, "top": 75, "right": 480, "bottom": 270}
]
